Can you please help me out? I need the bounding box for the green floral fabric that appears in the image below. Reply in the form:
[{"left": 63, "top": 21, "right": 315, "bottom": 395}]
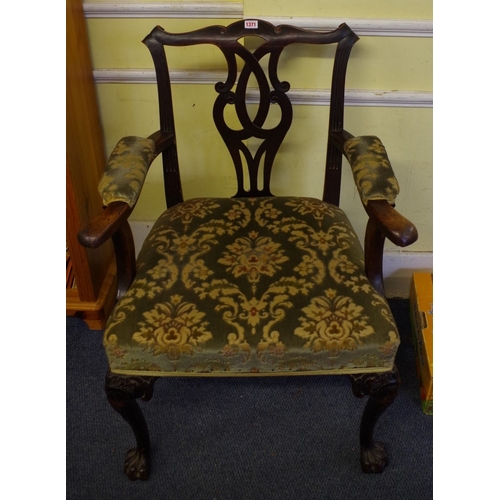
[
  {"left": 344, "top": 135, "right": 400, "bottom": 204},
  {"left": 98, "top": 136, "right": 157, "bottom": 207},
  {"left": 104, "top": 197, "right": 399, "bottom": 376}
]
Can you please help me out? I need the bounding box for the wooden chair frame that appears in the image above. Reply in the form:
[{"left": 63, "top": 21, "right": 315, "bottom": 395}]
[{"left": 79, "top": 20, "right": 417, "bottom": 480}]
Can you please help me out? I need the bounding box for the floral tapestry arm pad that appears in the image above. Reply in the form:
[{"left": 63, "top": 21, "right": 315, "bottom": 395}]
[
  {"left": 343, "top": 135, "right": 400, "bottom": 204},
  {"left": 98, "top": 136, "right": 158, "bottom": 207}
]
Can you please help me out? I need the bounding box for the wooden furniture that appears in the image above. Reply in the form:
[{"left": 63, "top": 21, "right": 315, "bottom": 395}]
[
  {"left": 66, "top": 0, "right": 115, "bottom": 329},
  {"left": 79, "top": 20, "right": 418, "bottom": 480}
]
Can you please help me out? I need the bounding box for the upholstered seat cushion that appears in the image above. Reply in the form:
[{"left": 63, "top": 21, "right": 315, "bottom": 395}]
[{"left": 104, "top": 197, "right": 399, "bottom": 376}]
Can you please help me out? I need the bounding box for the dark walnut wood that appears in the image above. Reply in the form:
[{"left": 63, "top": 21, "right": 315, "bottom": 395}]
[
  {"left": 105, "top": 371, "right": 158, "bottom": 481},
  {"left": 350, "top": 365, "right": 400, "bottom": 473},
  {"left": 364, "top": 201, "right": 418, "bottom": 295},
  {"left": 78, "top": 204, "right": 136, "bottom": 302},
  {"left": 78, "top": 202, "right": 132, "bottom": 249},
  {"left": 365, "top": 200, "right": 418, "bottom": 248}
]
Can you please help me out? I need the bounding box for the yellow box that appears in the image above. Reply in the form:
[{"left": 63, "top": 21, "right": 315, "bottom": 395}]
[{"left": 409, "top": 273, "right": 433, "bottom": 415}]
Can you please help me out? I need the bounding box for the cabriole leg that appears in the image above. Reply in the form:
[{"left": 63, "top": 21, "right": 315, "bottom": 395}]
[
  {"left": 350, "top": 365, "right": 400, "bottom": 473},
  {"left": 105, "top": 370, "right": 157, "bottom": 480}
]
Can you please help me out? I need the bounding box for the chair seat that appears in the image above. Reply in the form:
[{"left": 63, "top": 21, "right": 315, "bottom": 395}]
[{"left": 104, "top": 197, "right": 399, "bottom": 376}]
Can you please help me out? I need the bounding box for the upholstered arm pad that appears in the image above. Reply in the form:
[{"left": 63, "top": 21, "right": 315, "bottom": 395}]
[
  {"left": 98, "top": 136, "right": 158, "bottom": 207},
  {"left": 343, "top": 135, "right": 400, "bottom": 204}
]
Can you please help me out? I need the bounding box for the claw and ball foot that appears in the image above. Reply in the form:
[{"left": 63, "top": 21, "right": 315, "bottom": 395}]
[
  {"left": 105, "top": 371, "right": 157, "bottom": 481},
  {"left": 350, "top": 365, "right": 400, "bottom": 473},
  {"left": 360, "top": 442, "right": 388, "bottom": 473},
  {"left": 124, "top": 447, "right": 150, "bottom": 481}
]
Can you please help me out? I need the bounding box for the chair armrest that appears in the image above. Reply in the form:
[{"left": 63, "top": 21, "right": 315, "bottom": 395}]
[
  {"left": 98, "top": 136, "right": 157, "bottom": 207},
  {"left": 364, "top": 199, "right": 418, "bottom": 247},
  {"left": 330, "top": 131, "right": 417, "bottom": 246},
  {"left": 343, "top": 135, "right": 400, "bottom": 205},
  {"left": 78, "top": 201, "right": 137, "bottom": 300},
  {"left": 80, "top": 130, "right": 175, "bottom": 248},
  {"left": 78, "top": 201, "right": 133, "bottom": 249},
  {"left": 78, "top": 131, "right": 175, "bottom": 300},
  {"left": 97, "top": 131, "right": 175, "bottom": 208}
]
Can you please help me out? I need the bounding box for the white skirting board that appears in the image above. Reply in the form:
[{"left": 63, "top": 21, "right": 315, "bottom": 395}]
[
  {"left": 382, "top": 251, "right": 433, "bottom": 298},
  {"left": 129, "top": 220, "right": 431, "bottom": 298}
]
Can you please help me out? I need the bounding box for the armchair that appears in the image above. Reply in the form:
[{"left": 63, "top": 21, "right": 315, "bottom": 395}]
[{"left": 79, "top": 19, "right": 417, "bottom": 480}]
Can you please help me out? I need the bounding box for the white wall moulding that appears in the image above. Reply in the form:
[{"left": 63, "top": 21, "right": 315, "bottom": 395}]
[
  {"left": 83, "top": 2, "right": 243, "bottom": 19},
  {"left": 93, "top": 69, "right": 228, "bottom": 85},
  {"left": 250, "top": 89, "right": 433, "bottom": 108},
  {"left": 83, "top": 3, "right": 433, "bottom": 38},
  {"left": 267, "top": 17, "right": 432, "bottom": 37},
  {"left": 93, "top": 69, "right": 433, "bottom": 108}
]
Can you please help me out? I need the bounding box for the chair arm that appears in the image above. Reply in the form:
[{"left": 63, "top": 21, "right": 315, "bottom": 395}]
[
  {"left": 78, "top": 201, "right": 137, "bottom": 300},
  {"left": 78, "top": 131, "right": 175, "bottom": 301},
  {"left": 148, "top": 130, "right": 176, "bottom": 155},
  {"left": 97, "top": 131, "right": 175, "bottom": 208},
  {"left": 343, "top": 135, "right": 400, "bottom": 205},
  {"left": 79, "top": 130, "right": 175, "bottom": 249},
  {"left": 364, "top": 199, "right": 418, "bottom": 247},
  {"left": 78, "top": 201, "right": 133, "bottom": 249}
]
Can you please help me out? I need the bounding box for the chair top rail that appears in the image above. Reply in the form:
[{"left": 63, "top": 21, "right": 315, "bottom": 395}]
[{"left": 143, "top": 19, "right": 357, "bottom": 48}]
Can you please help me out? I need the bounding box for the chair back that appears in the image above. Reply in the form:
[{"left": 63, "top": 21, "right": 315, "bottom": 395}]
[{"left": 143, "top": 20, "right": 359, "bottom": 206}]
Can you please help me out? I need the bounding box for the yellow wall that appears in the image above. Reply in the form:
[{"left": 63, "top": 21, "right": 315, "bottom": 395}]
[{"left": 84, "top": 0, "right": 432, "bottom": 254}]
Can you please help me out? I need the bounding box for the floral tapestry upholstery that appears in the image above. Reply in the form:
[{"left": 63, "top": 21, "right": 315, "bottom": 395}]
[
  {"left": 98, "top": 136, "right": 158, "bottom": 207},
  {"left": 344, "top": 135, "right": 400, "bottom": 204},
  {"left": 104, "top": 197, "right": 399, "bottom": 377}
]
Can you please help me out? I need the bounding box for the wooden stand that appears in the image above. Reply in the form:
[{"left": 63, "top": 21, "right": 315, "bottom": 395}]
[
  {"left": 66, "top": 0, "right": 115, "bottom": 330},
  {"left": 66, "top": 258, "right": 116, "bottom": 330}
]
